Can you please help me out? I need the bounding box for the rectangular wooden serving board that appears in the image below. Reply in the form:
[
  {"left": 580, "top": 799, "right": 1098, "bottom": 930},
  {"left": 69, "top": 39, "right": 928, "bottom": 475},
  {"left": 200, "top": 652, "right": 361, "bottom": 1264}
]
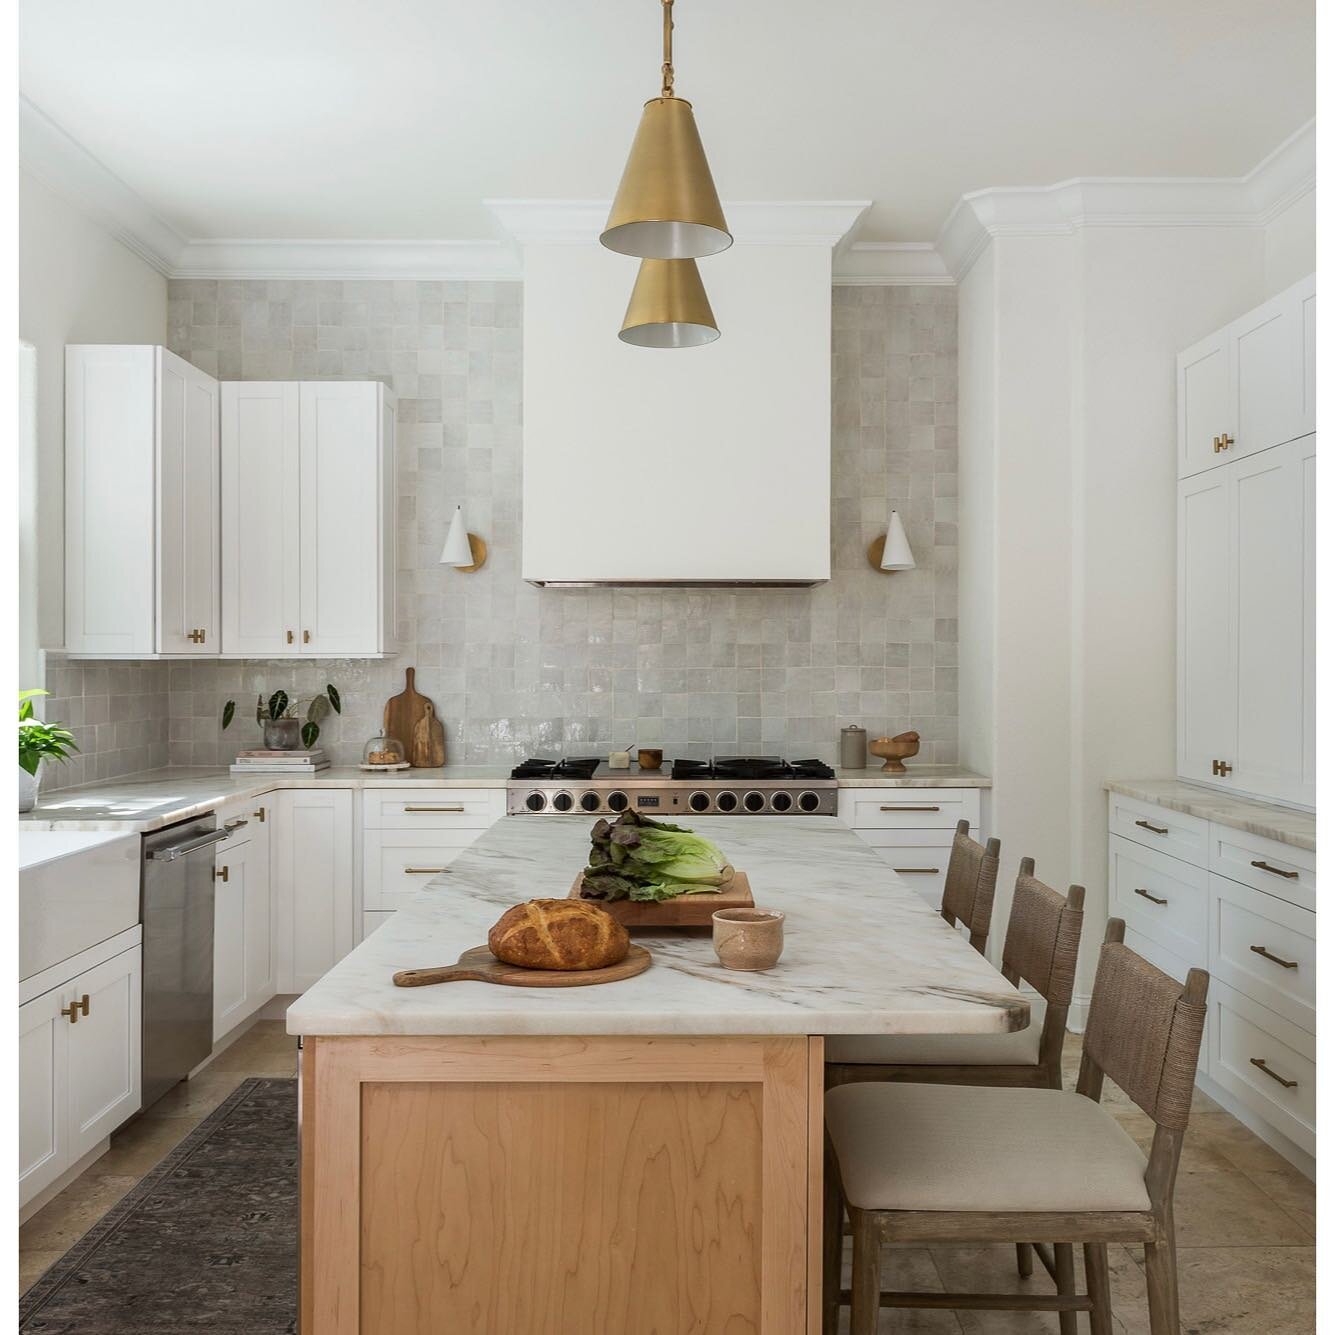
[{"left": 569, "top": 870, "right": 754, "bottom": 928}]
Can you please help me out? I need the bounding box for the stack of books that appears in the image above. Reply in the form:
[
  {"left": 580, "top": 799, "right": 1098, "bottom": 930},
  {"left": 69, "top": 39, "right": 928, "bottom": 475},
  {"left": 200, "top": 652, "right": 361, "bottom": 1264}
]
[{"left": 230, "top": 748, "right": 331, "bottom": 775}]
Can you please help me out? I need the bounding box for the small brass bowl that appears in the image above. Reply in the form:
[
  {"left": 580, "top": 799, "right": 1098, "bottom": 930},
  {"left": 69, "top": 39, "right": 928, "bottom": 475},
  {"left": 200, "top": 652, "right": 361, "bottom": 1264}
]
[{"left": 869, "top": 735, "right": 920, "bottom": 773}]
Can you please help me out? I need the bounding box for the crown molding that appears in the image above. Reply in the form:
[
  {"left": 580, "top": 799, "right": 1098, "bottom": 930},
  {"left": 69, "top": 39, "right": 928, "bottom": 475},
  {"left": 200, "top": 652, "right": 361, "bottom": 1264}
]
[
  {"left": 171, "top": 238, "right": 521, "bottom": 281},
  {"left": 486, "top": 198, "right": 872, "bottom": 248},
  {"left": 833, "top": 242, "right": 953, "bottom": 286},
  {"left": 19, "top": 95, "right": 187, "bottom": 275},
  {"left": 938, "top": 118, "right": 1316, "bottom": 281}
]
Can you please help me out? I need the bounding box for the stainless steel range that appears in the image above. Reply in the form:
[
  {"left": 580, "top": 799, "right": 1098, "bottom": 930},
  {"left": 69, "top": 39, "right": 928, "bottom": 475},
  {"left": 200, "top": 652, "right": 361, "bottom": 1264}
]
[{"left": 506, "top": 756, "right": 838, "bottom": 817}]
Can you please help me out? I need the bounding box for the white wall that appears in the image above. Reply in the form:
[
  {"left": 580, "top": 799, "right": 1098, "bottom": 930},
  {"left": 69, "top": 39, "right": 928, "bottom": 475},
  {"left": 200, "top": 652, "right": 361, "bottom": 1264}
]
[
  {"left": 18, "top": 170, "right": 167, "bottom": 672},
  {"left": 1263, "top": 189, "right": 1316, "bottom": 297},
  {"left": 957, "top": 221, "right": 1267, "bottom": 1001}
]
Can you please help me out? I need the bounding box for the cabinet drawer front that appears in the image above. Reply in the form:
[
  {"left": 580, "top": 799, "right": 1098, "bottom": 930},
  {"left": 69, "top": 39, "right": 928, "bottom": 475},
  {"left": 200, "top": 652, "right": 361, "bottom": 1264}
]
[
  {"left": 362, "top": 788, "right": 502, "bottom": 830},
  {"left": 1208, "top": 980, "right": 1314, "bottom": 1153},
  {"left": 1208, "top": 874, "right": 1314, "bottom": 1031},
  {"left": 837, "top": 789, "right": 980, "bottom": 832},
  {"left": 1107, "top": 835, "right": 1207, "bottom": 962},
  {"left": 856, "top": 835, "right": 951, "bottom": 909},
  {"left": 363, "top": 829, "right": 480, "bottom": 910},
  {"left": 1107, "top": 793, "right": 1208, "bottom": 862},
  {"left": 1207, "top": 826, "right": 1314, "bottom": 910}
]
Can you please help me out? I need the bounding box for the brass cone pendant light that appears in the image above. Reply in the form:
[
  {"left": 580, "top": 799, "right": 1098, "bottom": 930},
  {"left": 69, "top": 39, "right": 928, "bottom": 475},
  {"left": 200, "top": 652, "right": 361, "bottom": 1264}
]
[
  {"left": 619, "top": 258, "right": 720, "bottom": 347},
  {"left": 601, "top": 0, "right": 731, "bottom": 260}
]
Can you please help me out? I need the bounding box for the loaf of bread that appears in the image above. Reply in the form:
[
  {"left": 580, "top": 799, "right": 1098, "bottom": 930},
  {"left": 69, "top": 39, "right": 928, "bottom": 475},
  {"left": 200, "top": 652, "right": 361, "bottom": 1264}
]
[{"left": 488, "top": 899, "right": 630, "bottom": 971}]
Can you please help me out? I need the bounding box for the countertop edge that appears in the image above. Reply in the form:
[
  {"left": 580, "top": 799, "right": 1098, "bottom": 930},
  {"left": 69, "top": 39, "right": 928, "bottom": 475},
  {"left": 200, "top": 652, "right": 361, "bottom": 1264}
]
[{"left": 1103, "top": 778, "right": 1315, "bottom": 852}]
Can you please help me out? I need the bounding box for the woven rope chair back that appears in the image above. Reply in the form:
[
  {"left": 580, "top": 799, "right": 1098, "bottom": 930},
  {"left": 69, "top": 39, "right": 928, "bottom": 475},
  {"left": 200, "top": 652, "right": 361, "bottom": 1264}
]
[
  {"left": 940, "top": 820, "right": 1000, "bottom": 949},
  {"left": 1000, "top": 863, "right": 1084, "bottom": 1006}
]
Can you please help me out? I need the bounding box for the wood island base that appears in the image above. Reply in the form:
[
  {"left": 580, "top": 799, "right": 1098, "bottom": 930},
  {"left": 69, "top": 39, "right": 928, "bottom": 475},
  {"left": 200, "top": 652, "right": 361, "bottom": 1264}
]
[{"left": 299, "top": 1034, "right": 824, "bottom": 1334}]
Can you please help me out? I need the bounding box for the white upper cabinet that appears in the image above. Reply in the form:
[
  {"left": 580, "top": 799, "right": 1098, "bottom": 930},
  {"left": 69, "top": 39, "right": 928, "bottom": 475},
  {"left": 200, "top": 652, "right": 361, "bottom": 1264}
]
[
  {"left": 66, "top": 346, "right": 219, "bottom": 655},
  {"left": 221, "top": 380, "right": 395, "bottom": 657},
  {"left": 1177, "top": 275, "right": 1315, "bottom": 478}
]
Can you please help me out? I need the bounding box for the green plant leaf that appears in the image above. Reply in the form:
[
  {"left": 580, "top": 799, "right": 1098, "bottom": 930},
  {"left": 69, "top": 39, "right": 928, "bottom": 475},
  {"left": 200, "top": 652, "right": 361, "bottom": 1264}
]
[
  {"left": 301, "top": 720, "right": 320, "bottom": 749},
  {"left": 326, "top": 684, "right": 342, "bottom": 714},
  {"left": 268, "top": 689, "right": 289, "bottom": 721},
  {"left": 305, "top": 695, "right": 329, "bottom": 725},
  {"left": 255, "top": 694, "right": 265, "bottom": 725},
  {"left": 221, "top": 700, "right": 236, "bottom": 730}
]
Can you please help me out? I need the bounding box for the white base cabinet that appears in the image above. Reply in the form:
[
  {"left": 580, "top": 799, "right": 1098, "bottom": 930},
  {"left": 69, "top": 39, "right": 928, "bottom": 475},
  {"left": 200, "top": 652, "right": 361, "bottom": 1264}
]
[
  {"left": 1107, "top": 792, "right": 1314, "bottom": 1167},
  {"left": 20, "top": 938, "right": 142, "bottom": 1208},
  {"left": 213, "top": 798, "right": 275, "bottom": 1041}
]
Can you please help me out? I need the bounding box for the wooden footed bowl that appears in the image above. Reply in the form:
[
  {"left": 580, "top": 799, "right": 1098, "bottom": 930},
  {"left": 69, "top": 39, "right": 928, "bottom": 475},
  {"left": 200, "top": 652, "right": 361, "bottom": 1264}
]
[{"left": 869, "top": 735, "right": 920, "bottom": 773}]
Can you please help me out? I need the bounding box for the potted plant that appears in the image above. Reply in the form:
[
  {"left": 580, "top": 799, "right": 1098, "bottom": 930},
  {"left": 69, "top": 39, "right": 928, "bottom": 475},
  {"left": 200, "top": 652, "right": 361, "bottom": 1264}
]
[
  {"left": 222, "top": 684, "right": 341, "bottom": 751},
  {"left": 19, "top": 689, "right": 78, "bottom": 812}
]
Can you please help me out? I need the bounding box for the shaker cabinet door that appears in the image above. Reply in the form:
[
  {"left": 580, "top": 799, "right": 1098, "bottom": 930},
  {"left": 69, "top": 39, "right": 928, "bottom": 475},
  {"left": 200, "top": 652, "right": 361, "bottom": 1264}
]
[
  {"left": 156, "top": 349, "right": 221, "bottom": 654},
  {"left": 298, "top": 382, "right": 386, "bottom": 655},
  {"left": 1229, "top": 294, "right": 1303, "bottom": 462},
  {"left": 1177, "top": 470, "right": 1235, "bottom": 785},
  {"left": 19, "top": 987, "right": 70, "bottom": 1206},
  {"left": 221, "top": 382, "right": 301, "bottom": 656},
  {"left": 1177, "top": 331, "right": 1232, "bottom": 478},
  {"left": 66, "top": 948, "right": 143, "bottom": 1160}
]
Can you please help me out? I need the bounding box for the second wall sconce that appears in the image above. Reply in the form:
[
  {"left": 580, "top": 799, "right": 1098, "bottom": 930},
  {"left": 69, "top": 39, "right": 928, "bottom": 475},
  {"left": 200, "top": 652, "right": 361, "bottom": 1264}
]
[
  {"left": 440, "top": 504, "right": 488, "bottom": 573},
  {"left": 866, "top": 509, "right": 915, "bottom": 573}
]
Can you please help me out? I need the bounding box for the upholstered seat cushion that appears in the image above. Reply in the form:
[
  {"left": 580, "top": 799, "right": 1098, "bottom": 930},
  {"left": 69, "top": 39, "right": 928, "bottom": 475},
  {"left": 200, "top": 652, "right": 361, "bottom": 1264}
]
[
  {"left": 825, "top": 1082, "right": 1151, "bottom": 1213},
  {"left": 826, "top": 1023, "right": 1042, "bottom": 1068}
]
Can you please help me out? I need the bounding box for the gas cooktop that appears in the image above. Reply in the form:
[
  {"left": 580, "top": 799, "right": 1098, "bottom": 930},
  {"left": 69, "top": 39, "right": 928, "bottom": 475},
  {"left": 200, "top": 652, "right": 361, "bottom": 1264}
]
[{"left": 505, "top": 755, "right": 837, "bottom": 817}]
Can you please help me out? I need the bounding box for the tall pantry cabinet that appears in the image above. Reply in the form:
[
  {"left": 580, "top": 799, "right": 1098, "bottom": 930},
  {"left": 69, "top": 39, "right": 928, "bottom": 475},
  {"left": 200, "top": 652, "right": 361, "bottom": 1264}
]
[
  {"left": 1176, "top": 274, "right": 1316, "bottom": 809},
  {"left": 62, "top": 351, "right": 396, "bottom": 659}
]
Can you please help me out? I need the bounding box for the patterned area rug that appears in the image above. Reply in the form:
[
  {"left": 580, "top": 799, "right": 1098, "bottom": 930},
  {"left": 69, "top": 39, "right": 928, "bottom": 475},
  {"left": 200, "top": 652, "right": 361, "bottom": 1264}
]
[{"left": 20, "top": 1078, "right": 297, "bottom": 1333}]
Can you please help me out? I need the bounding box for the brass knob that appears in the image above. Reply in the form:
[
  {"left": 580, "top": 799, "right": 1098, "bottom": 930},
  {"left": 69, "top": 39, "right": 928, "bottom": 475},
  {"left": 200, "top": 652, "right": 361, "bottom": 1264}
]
[
  {"left": 303, "top": 630, "right": 311, "bottom": 644},
  {"left": 215, "top": 865, "right": 230, "bottom": 882},
  {"left": 253, "top": 806, "right": 266, "bottom": 823},
  {"left": 61, "top": 995, "right": 90, "bottom": 1024},
  {"left": 286, "top": 630, "right": 294, "bottom": 644}
]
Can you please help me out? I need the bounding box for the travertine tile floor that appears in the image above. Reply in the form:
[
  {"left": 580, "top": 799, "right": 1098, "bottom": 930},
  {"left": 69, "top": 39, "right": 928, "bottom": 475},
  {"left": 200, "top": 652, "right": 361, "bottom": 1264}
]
[{"left": 21, "top": 1029, "right": 1316, "bottom": 1332}]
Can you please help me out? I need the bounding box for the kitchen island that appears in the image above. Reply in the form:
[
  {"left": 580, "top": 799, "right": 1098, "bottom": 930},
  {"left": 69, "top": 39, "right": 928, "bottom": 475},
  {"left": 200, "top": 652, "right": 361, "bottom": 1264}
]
[{"left": 288, "top": 815, "right": 1025, "bottom": 1335}]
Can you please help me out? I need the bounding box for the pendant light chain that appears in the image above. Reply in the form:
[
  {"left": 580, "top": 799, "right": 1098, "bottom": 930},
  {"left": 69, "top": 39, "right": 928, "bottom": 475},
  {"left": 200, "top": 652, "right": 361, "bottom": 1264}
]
[{"left": 661, "top": 0, "right": 675, "bottom": 98}]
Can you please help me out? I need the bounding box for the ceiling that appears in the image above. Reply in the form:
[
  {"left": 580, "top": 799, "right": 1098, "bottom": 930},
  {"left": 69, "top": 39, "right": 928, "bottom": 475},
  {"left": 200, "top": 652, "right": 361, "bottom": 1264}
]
[{"left": 20, "top": 0, "right": 1315, "bottom": 245}]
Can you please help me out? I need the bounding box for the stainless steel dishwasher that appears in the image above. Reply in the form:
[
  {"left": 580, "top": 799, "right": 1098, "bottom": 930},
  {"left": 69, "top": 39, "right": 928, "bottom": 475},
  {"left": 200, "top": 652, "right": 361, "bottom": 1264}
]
[{"left": 141, "top": 816, "right": 229, "bottom": 1109}]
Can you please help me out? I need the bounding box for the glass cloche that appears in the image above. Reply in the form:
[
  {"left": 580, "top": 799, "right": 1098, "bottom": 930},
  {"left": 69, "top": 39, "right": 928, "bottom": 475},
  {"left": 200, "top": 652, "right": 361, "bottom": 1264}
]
[{"left": 362, "top": 733, "right": 408, "bottom": 769}]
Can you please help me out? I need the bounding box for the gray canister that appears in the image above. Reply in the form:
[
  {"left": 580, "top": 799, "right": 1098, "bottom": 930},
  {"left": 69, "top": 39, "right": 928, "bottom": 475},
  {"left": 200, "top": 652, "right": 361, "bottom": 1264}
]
[{"left": 839, "top": 725, "right": 867, "bottom": 769}]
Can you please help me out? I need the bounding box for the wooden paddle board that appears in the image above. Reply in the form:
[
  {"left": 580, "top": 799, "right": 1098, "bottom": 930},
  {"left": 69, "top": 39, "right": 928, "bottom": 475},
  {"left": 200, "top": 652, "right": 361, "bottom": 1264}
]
[
  {"left": 569, "top": 870, "right": 754, "bottom": 928},
  {"left": 383, "top": 668, "right": 444, "bottom": 767},
  {"left": 392, "top": 944, "right": 652, "bottom": 989}
]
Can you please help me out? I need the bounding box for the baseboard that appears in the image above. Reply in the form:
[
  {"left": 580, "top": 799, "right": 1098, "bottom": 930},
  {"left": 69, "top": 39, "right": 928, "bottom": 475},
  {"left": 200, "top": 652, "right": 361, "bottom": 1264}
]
[{"left": 20, "top": 1138, "right": 111, "bottom": 1223}]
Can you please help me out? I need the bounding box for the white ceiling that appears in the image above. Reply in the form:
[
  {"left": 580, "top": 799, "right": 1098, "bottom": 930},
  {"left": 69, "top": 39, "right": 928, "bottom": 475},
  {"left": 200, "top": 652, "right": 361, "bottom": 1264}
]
[{"left": 20, "top": 0, "right": 1315, "bottom": 245}]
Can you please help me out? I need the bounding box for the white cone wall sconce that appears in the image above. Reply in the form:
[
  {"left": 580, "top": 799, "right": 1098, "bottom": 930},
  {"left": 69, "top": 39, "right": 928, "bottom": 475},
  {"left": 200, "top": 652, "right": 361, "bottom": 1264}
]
[
  {"left": 867, "top": 510, "right": 916, "bottom": 572},
  {"left": 441, "top": 505, "right": 488, "bottom": 573}
]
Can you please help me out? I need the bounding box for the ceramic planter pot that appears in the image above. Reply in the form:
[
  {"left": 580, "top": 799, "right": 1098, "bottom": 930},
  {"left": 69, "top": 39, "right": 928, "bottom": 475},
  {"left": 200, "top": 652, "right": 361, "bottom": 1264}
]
[
  {"left": 263, "top": 718, "right": 303, "bottom": 751},
  {"left": 18, "top": 764, "right": 39, "bottom": 813}
]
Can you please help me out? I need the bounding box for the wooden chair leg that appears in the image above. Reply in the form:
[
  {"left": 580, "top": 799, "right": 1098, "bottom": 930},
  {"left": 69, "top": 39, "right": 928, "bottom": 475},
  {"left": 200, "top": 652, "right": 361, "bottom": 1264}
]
[
  {"left": 1144, "top": 1232, "right": 1181, "bottom": 1335},
  {"left": 1084, "top": 1242, "right": 1114, "bottom": 1335},
  {"left": 849, "top": 1210, "right": 880, "bottom": 1335},
  {"left": 1054, "top": 1242, "right": 1078, "bottom": 1335},
  {"left": 822, "top": 1150, "right": 843, "bottom": 1335},
  {"left": 1016, "top": 1242, "right": 1034, "bottom": 1277}
]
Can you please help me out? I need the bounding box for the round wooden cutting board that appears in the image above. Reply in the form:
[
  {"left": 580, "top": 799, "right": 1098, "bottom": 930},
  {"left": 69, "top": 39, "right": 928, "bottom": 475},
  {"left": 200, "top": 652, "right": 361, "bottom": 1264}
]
[{"left": 392, "top": 944, "right": 652, "bottom": 989}]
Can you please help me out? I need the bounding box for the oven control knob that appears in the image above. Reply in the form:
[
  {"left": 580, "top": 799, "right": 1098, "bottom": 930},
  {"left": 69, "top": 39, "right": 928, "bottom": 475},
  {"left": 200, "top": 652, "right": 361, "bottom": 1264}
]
[
  {"left": 525, "top": 792, "right": 546, "bottom": 812},
  {"left": 743, "top": 791, "right": 766, "bottom": 813},
  {"left": 552, "top": 791, "right": 574, "bottom": 812},
  {"left": 715, "top": 790, "right": 738, "bottom": 812},
  {"left": 606, "top": 790, "right": 629, "bottom": 812},
  {"left": 798, "top": 790, "right": 821, "bottom": 813},
  {"left": 770, "top": 791, "right": 793, "bottom": 812},
  {"left": 688, "top": 791, "right": 711, "bottom": 813},
  {"left": 580, "top": 791, "right": 601, "bottom": 812}
]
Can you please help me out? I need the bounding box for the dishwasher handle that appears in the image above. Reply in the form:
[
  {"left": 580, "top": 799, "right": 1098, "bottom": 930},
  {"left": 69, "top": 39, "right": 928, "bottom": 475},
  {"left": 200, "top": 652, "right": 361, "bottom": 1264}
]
[{"left": 147, "top": 828, "right": 232, "bottom": 861}]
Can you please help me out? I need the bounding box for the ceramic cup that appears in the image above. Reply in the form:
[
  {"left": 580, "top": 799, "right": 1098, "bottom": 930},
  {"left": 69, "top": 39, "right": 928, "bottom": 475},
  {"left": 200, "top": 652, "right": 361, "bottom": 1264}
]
[
  {"left": 637, "top": 748, "right": 664, "bottom": 771},
  {"left": 712, "top": 908, "right": 785, "bottom": 972}
]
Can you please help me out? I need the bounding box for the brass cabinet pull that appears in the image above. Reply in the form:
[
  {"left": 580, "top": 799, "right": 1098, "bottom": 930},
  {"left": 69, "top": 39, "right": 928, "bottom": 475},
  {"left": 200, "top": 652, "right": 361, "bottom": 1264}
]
[
  {"left": 1134, "top": 819, "right": 1169, "bottom": 835},
  {"left": 1134, "top": 886, "right": 1168, "bottom": 905},
  {"left": 1250, "top": 944, "right": 1299, "bottom": 970},
  {"left": 404, "top": 866, "right": 449, "bottom": 875},
  {"left": 1212, "top": 759, "right": 1233, "bottom": 777},
  {"left": 1250, "top": 859, "right": 1298, "bottom": 880},
  {"left": 61, "top": 995, "right": 90, "bottom": 1024},
  {"left": 403, "top": 804, "right": 466, "bottom": 813},
  {"left": 215, "top": 865, "right": 230, "bottom": 882},
  {"left": 879, "top": 805, "right": 941, "bottom": 813},
  {"left": 893, "top": 867, "right": 941, "bottom": 875},
  {"left": 286, "top": 630, "right": 294, "bottom": 644},
  {"left": 303, "top": 630, "right": 311, "bottom": 644},
  {"left": 253, "top": 807, "right": 267, "bottom": 823},
  {"left": 187, "top": 628, "right": 206, "bottom": 644},
  {"left": 1213, "top": 433, "right": 1234, "bottom": 453},
  {"left": 1250, "top": 1057, "right": 1297, "bottom": 1089}
]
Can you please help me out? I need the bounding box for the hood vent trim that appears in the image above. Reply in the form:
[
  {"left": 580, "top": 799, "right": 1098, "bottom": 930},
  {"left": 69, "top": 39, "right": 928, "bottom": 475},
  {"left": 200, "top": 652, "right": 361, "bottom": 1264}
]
[{"left": 527, "top": 577, "right": 830, "bottom": 590}]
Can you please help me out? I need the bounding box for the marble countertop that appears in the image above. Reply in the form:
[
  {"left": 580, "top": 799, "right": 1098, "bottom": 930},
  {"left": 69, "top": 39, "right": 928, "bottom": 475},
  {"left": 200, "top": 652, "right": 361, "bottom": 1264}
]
[
  {"left": 1104, "top": 779, "right": 1315, "bottom": 852},
  {"left": 286, "top": 815, "right": 1027, "bottom": 1038},
  {"left": 22, "top": 765, "right": 511, "bottom": 832},
  {"left": 833, "top": 764, "right": 990, "bottom": 788}
]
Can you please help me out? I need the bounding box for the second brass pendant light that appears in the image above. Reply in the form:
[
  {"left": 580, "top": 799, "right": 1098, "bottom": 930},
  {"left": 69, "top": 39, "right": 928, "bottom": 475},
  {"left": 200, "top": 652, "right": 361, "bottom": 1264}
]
[{"left": 603, "top": 0, "right": 728, "bottom": 346}]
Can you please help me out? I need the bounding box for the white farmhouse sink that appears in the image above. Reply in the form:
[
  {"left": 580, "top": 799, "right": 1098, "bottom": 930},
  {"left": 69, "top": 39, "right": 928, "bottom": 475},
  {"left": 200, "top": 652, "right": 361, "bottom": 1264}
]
[{"left": 19, "top": 830, "right": 141, "bottom": 982}]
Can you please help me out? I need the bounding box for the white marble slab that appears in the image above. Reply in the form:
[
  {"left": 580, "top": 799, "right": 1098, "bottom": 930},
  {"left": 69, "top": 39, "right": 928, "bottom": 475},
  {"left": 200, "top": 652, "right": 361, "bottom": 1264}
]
[
  {"left": 833, "top": 765, "right": 991, "bottom": 788},
  {"left": 20, "top": 765, "right": 511, "bottom": 832},
  {"left": 1104, "top": 779, "right": 1314, "bottom": 852},
  {"left": 286, "top": 815, "right": 1027, "bottom": 1039}
]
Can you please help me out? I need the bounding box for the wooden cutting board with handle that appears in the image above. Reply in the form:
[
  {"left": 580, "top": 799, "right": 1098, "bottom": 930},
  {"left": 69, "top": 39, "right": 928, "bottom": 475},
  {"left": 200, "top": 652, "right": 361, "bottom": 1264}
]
[
  {"left": 392, "top": 944, "right": 652, "bottom": 988},
  {"left": 383, "top": 668, "right": 445, "bottom": 767},
  {"left": 569, "top": 870, "right": 753, "bottom": 928}
]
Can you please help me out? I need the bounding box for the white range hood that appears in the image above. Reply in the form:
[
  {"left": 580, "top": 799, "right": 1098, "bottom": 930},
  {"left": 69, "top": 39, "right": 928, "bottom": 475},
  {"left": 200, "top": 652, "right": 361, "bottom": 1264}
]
[{"left": 492, "top": 201, "right": 867, "bottom": 587}]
